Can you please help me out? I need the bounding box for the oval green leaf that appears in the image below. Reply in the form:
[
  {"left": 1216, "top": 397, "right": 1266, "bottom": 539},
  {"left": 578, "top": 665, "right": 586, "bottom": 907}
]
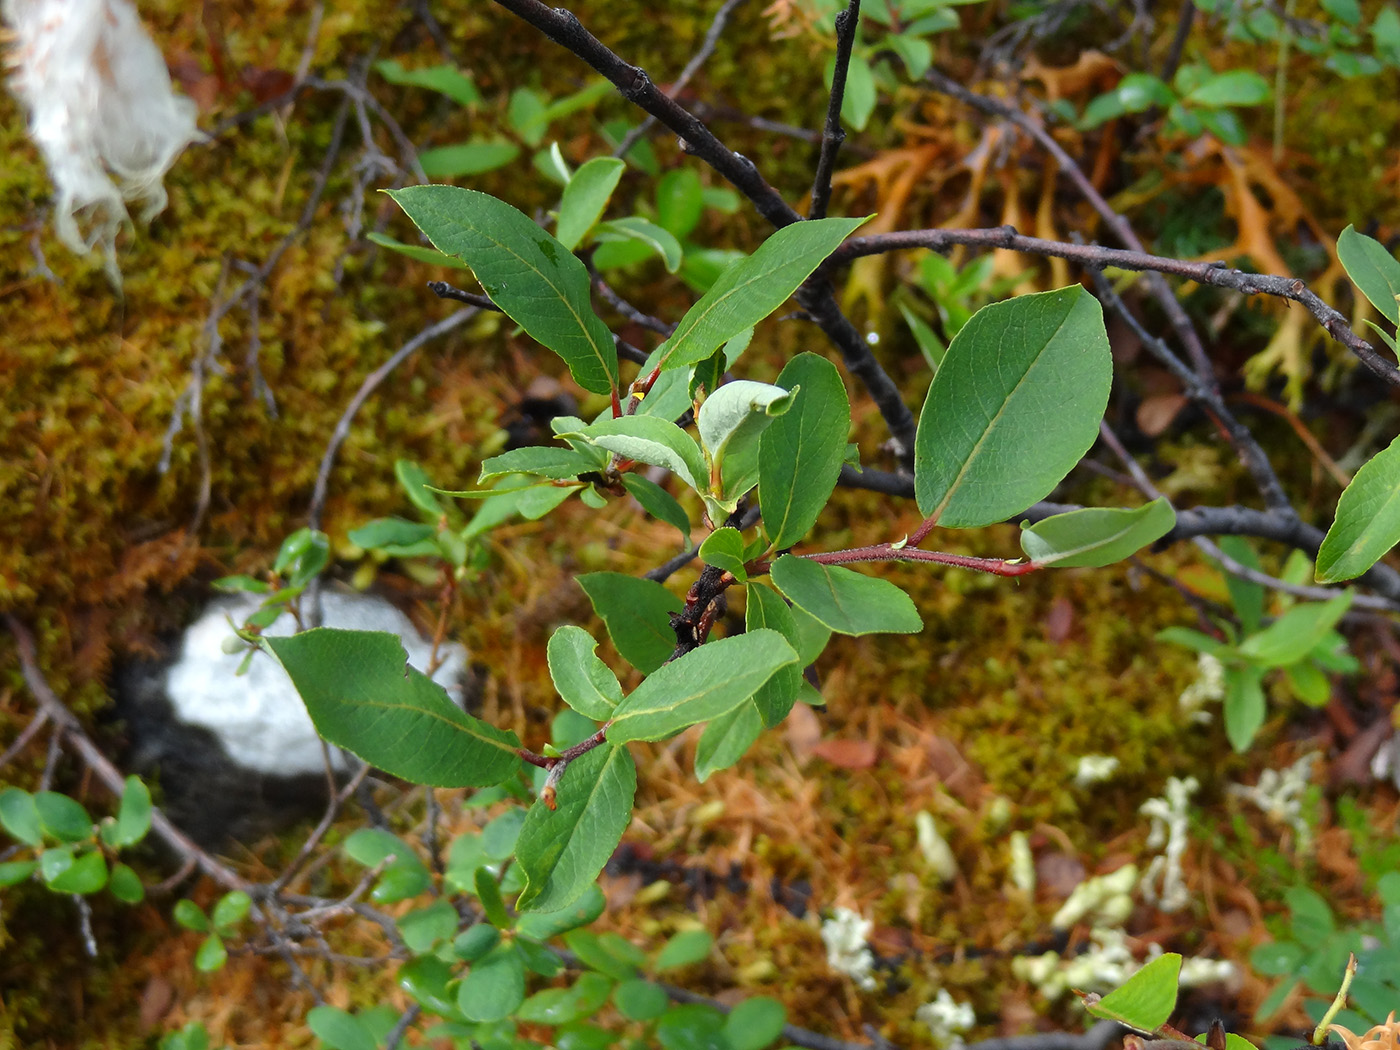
[
  {"left": 1338, "top": 224, "right": 1400, "bottom": 325},
  {"left": 1237, "top": 591, "right": 1353, "bottom": 666},
  {"left": 577, "top": 415, "right": 707, "bottom": 493},
  {"left": 594, "top": 216, "right": 684, "bottom": 273},
  {"left": 654, "top": 928, "right": 713, "bottom": 971},
  {"left": 457, "top": 942, "right": 527, "bottom": 1022},
  {"left": 698, "top": 527, "right": 747, "bottom": 579},
  {"left": 724, "top": 997, "right": 788, "bottom": 1050},
  {"left": 1318, "top": 433, "right": 1400, "bottom": 582},
  {"left": 695, "top": 701, "right": 764, "bottom": 782},
  {"left": 759, "top": 353, "right": 850, "bottom": 548},
  {"left": 915, "top": 286, "right": 1111, "bottom": 527},
  {"left": 35, "top": 792, "right": 93, "bottom": 843},
  {"left": 769, "top": 555, "right": 922, "bottom": 636},
  {"left": 307, "top": 1006, "right": 379, "bottom": 1050},
  {"left": 621, "top": 473, "right": 692, "bottom": 546},
  {"left": 549, "top": 625, "right": 623, "bottom": 721},
  {"left": 46, "top": 848, "right": 107, "bottom": 894},
  {"left": 745, "top": 582, "right": 803, "bottom": 727},
  {"left": 264, "top": 629, "right": 521, "bottom": 788},
  {"left": 1082, "top": 952, "right": 1181, "bottom": 1032},
  {"left": 1020, "top": 499, "right": 1176, "bottom": 567},
  {"left": 387, "top": 185, "right": 618, "bottom": 395},
  {"left": 556, "top": 157, "right": 625, "bottom": 252},
  {"left": 577, "top": 572, "right": 683, "bottom": 674},
  {"left": 107, "top": 775, "right": 152, "bottom": 849},
  {"left": 0, "top": 788, "right": 43, "bottom": 847}
]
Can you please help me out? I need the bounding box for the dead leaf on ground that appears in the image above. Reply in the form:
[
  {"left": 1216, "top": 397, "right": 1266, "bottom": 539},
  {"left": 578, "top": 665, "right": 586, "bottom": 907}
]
[
  {"left": 810, "top": 738, "right": 878, "bottom": 770},
  {"left": 784, "top": 703, "right": 822, "bottom": 766}
]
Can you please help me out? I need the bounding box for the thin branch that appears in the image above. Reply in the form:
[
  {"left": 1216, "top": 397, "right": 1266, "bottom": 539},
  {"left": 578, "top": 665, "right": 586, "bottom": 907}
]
[
  {"left": 809, "top": 0, "right": 861, "bottom": 221},
  {"left": 0, "top": 708, "right": 50, "bottom": 772}
]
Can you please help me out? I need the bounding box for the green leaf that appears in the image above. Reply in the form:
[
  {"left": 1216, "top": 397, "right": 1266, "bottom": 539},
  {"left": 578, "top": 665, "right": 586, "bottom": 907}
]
[
  {"left": 366, "top": 231, "right": 471, "bottom": 270},
  {"left": 1019, "top": 499, "right": 1176, "bottom": 567},
  {"left": 1082, "top": 952, "right": 1181, "bottom": 1032},
  {"left": 516, "top": 883, "right": 607, "bottom": 941},
  {"left": 564, "top": 930, "right": 642, "bottom": 980},
  {"left": 657, "top": 1003, "right": 729, "bottom": 1050},
  {"left": 838, "top": 53, "right": 876, "bottom": 131},
  {"left": 607, "top": 631, "right": 800, "bottom": 743},
  {"left": 343, "top": 828, "right": 433, "bottom": 902},
  {"left": 396, "top": 459, "right": 449, "bottom": 517},
  {"left": 699, "top": 527, "right": 748, "bottom": 579},
  {"left": 1185, "top": 70, "right": 1270, "bottom": 107},
  {"left": 46, "top": 848, "right": 107, "bottom": 894},
  {"left": 475, "top": 867, "right": 513, "bottom": 930},
  {"left": 34, "top": 792, "right": 93, "bottom": 843},
  {"left": 614, "top": 979, "right": 670, "bottom": 1021},
  {"left": 576, "top": 415, "right": 707, "bottom": 493},
  {"left": 594, "top": 217, "right": 684, "bottom": 273},
  {"left": 480, "top": 447, "right": 598, "bottom": 483},
  {"left": 398, "top": 955, "right": 464, "bottom": 1020},
  {"left": 452, "top": 923, "right": 501, "bottom": 962},
  {"left": 174, "top": 899, "right": 209, "bottom": 932},
  {"left": 374, "top": 60, "right": 481, "bottom": 106},
  {"left": 657, "top": 169, "right": 704, "bottom": 238},
  {"left": 656, "top": 216, "right": 869, "bottom": 371},
  {"left": 745, "top": 582, "right": 803, "bottom": 726},
  {"left": 398, "top": 900, "right": 459, "bottom": 954},
  {"left": 273, "top": 527, "right": 330, "bottom": 586},
  {"left": 1318, "top": 434, "right": 1400, "bottom": 582},
  {"left": 914, "top": 286, "right": 1111, "bottom": 527},
  {"left": 899, "top": 302, "right": 946, "bottom": 373},
  {"left": 308, "top": 1006, "right": 379, "bottom": 1050},
  {"left": 457, "top": 942, "right": 527, "bottom": 1022},
  {"left": 769, "top": 555, "right": 922, "bottom": 636},
  {"left": 1218, "top": 536, "right": 1265, "bottom": 633},
  {"left": 1250, "top": 940, "right": 1305, "bottom": 976},
  {"left": 654, "top": 928, "right": 713, "bottom": 971},
  {"left": 106, "top": 776, "right": 152, "bottom": 849},
  {"left": 1286, "top": 885, "right": 1335, "bottom": 941},
  {"left": 549, "top": 625, "right": 623, "bottom": 720},
  {"left": 0, "top": 860, "right": 37, "bottom": 887},
  {"left": 1156, "top": 625, "right": 1230, "bottom": 655},
  {"left": 1284, "top": 659, "right": 1331, "bottom": 707},
  {"left": 1338, "top": 225, "right": 1400, "bottom": 325},
  {"left": 387, "top": 186, "right": 619, "bottom": 395},
  {"left": 0, "top": 788, "right": 43, "bottom": 847},
  {"left": 697, "top": 381, "right": 795, "bottom": 487},
  {"left": 194, "top": 933, "right": 227, "bottom": 973},
  {"left": 725, "top": 997, "right": 788, "bottom": 1050},
  {"left": 516, "top": 743, "right": 637, "bottom": 912},
  {"left": 418, "top": 140, "right": 521, "bottom": 178},
  {"left": 577, "top": 572, "right": 683, "bottom": 674},
  {"left": 1224, "top": 665, "right": 1267, "bottom": 752},
  {"left": 621, "top": 473, "right": 692, "bottom": 546},
  {"left": 759, "top": 354, "right": 851, "bottom": 548},
  {"left": 695, "top": 701, "right": 764, "bottom": 782},
  {"left": 1238, "top": 592, "right": 1354, "bottom": 666},
  {"left": 38, "top": 846, "right": 73, "bottom": 884},
  {"left": 556, "top": 157, "right": 626, "bottom": 252},
  {"left": 211, "top": 890, "right": 251, "bottom": 932},
  {"left": 1079, "top": 73, "right": 1175, "bottom": 128},
  {"left": 264, "top": 629, "right": 521, "bottom": 788}
]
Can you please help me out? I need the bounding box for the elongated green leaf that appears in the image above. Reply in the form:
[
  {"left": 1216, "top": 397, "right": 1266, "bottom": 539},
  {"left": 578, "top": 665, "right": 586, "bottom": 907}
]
[
  {"left": 479, "top": 446, "right": 598, "bottom": 482},
  {"left": 695, "top": 701, "right": 764, "bottom": 782},
  {"left": 607, "top": 631, "right": 799, "bottom": 743},
  {"left": 759, "top": 353, "right": 851, "bottom": 548},
  {"left": 1083, "top": 952, "right": 1181, "bottom": 1031},
  {"left": 556, "top": 157, "right": 626, "bottom": 251},
  {"left": 1338, "top": 225, "right": 1400, "bottom": 325},
  {"left": 915, "top": 286, "right": 1111, "bottom": 527},
  {"left": 264, "top": 629, "right": 521, "bottom": 787},
  {"left": 418, "top": 140, "right": 520, "bottom": 178},
  {"left": 654, "top": 928, "right": 713, "bottom": 971},
  {"left": 365, "top": 231, "right": 470, "bottom": 269},
  {"left": 576, "top": 415, "right": 707, "bottom": 492},
  {"left": 577, "top": 572, "right": 682, "bottom": 674},
  {"left": 374, "top": 60, "right": 481, "bottom": 106},
  {"left": 621, "top": 473, "right": 692, "bottom": 546},
  {"left": 516, "top": 743, "right": 637, "bottom": 911},
  {"left": 594, "top": 217, "right": 684, "bottom": 272},
  {"left": 1020, "top": 499, "right": 1176, "bottom": 567},
  {"left": 1218, "top": 535, "right": 1264, "bottom": 633},
  {"left": 1238, "top": 591, "right": 1353, "bottom": 666},
  {"left": 656, "top": 216, "right": 869, "bottom": 371},
  {"left": 548, "top": 626, "right": 623, "bottom": 720},
  {"left": 1185, "top": 70, "right": 1270, "bottom": 106},
  {"left": 388, "top": 186, "right": 618, "bottom": 394},
  {"left": 346, "top": 518, "right": 436, "bottom": 552},
  {"left": 746, "top": 582, "right": 803, "bottom": 726},
  {"left": 1317, "top": 433, "right": 1400, "bottom": 582},
  {"left": 103, "top": 776, "right": 151, "bottom": 849},
  {"left": 769, "top": 555, "right": 922, "bottom": 636},
  {"left": 308, "top": 1006, "right": 379, "bottom": 1050},
  {"left": 1223, "top": 666, "right": 1267, "bottom": 752}
]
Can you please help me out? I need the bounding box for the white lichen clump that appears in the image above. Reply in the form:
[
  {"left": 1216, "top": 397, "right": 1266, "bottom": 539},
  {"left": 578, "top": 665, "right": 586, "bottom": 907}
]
[
  {"left": 1178, "top": 653, "right": 1225, "bottom": 723},
  {"left": 1229, "top": 753, "right": 1317, "bottom": 851},
  {"left": 916, "top": 990, "right": 975, "bottom": 1049},
  {"left": 820, "top": 907, "right": 877, "bottom": 991},
  {"left": 2, "top": 0, "right": 199, "bottom": 281},
  {"left": 1014, "top": 928, "right": 1235, "bottom": 1001},
  {"left": 1008, "top": 831, "right": 1036, "bottom": 894},
  {"left": 1073, "top": 754, "right": 1120, "bottom": 788},
  {"left": 165, "top": 592, "right": 468, "bottom": 776},
  {"left": 1140, "top": 776, "right": 1198, "bottom": 913},
  {"left": 1052, "top": 864, "right": 1138, "bottom": 929},
  {"left": 916, "top": 811, "right": 958, "bottom": 884}
]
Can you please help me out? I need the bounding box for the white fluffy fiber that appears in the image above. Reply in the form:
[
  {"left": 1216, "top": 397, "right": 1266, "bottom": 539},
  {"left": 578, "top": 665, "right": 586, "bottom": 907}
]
[
  {"left": 3, "top": 0, "right": 199, "bottom": 279},
  {"left": 164, "top": 592, "right": 469, "bottom": 776}
]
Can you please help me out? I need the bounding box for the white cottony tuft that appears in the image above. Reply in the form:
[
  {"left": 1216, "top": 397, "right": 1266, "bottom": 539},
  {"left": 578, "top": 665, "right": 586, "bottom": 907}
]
[
  {"left": 2, "top": 0, "right": 199, "bottom": 282},
  {"left": 165, "top": 592, "right": 469, "bottom": 776}
]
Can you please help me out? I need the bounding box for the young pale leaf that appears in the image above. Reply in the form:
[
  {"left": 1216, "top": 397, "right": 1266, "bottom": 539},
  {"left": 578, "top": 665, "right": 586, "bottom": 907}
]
[
  {"left": 576, "top": 572, "right": 683, "bottom": 674},
  {"left": 1020, "top": 499, "right": 1176, "bottom": 567},
  {"left": 699, "top": 527, "right": 747, "bottom": 579},
  {"left": 555, "top": 157, "right": 626, "bottom": 251},
  {"left": 1337, "top": 225, "right": 1400, "bottom": 325},
  {"left": 576, "top": 415, "right": 707, "bottom": 492},
  {"left": 264, "top": 629, "right": 521, "bottom": 787},
  {"left": 548, "top": 625, "right": 623, "bottom": 720},
  {"left": 593, "top": 216, "right": 684, "bottom": 272},
  {"left": 1317, "top": 434, "right": 1400, "bottom": 582},
  {"left": 746, "top": 582, "right": 804, "bottom": 726},
  {"left": 1082, "top": 952, "right": 1181, "bottom": 1032},
  {"left": 1224, "top": 666, "right": 1267, "bottom": 752},
  {"left": 387, "top": 186, "right": 618, "bottom": 395},
  {"left": 915, "top": 286, "right": 1111, "bottom": 527},
  {"left": 516, "top": 742, "right": 637, "bottom": 912},
  {"left": 479, "top": 446, "right": 598, "bottom": 482},
  {"left": 621, "top": 473, "right": 692, "bottom": 546},
  {"left": 656, "top": 216, "right": 869, "bottom": 371},
  {"left": 769, "top": 555, "right": 922, "bottom": 636},
  {"left": 456, "top": 942, "right": 527, "bottom": 1022},
  {"left": 1237, "top": 591, "right": 1353, "bottom": 667},
  {"left": 759, "top": 353, "right": 851, "bottom": 549},
  {"left": 695, "top": 701, "right": 764, "bottom": 782},
  {"left": 696, "top": 380, "right": 795, "bottom": 469},
  {"left": 607, "top": 630, "right": 800, "bottom": 743}
]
